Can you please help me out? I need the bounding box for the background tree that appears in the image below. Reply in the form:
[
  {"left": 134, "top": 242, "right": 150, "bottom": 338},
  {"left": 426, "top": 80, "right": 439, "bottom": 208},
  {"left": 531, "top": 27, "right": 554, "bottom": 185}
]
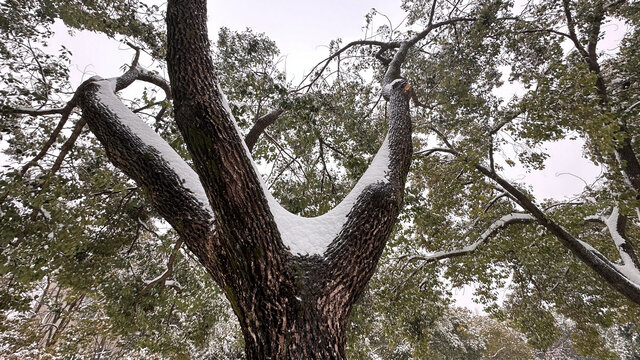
[{"left": 365, "top": 0, "right": 640, "bottom": 355}]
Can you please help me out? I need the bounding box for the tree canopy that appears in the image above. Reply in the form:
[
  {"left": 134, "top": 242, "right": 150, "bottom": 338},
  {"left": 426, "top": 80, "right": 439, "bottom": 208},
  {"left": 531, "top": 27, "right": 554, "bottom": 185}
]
[{"left": 1, "top": 0, "right": 640, "bottom": 358}]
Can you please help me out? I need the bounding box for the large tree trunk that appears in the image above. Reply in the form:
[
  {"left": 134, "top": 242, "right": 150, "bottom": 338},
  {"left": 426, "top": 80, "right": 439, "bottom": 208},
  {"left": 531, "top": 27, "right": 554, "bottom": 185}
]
[
  {"left": 73, "top": 1, "right": 414, "bottom": 358},
  {"left": 162, "top": 2, "right": 412, "bottom": 357},
  {"left": 229, "top": 257, "right": 365, "bottom": 359}
]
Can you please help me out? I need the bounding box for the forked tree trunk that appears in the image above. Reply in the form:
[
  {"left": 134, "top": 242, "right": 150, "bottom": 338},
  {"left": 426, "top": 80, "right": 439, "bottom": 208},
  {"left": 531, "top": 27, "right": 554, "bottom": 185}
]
[
  {"left": 74, "top": 0, "right": 413, "bottom": 358},
  {"left": 161, "top": 1, "right": 413, "bottom": 357},
  {"left": 60, "top": 1, "right": 640, "bottom": 356}
]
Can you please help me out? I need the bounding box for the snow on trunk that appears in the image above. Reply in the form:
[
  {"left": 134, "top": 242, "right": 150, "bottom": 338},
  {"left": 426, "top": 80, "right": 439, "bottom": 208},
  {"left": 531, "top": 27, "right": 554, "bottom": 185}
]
[{"left": 217, "top": 84, "right": 391, "bottom": 256}]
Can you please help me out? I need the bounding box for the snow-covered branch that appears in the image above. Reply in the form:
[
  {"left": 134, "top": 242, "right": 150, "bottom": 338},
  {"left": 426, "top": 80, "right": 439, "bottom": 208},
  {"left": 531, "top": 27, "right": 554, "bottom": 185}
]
[
  {"left": 80, "top": 76, "right": 212, "bottom": 216},
  {"left": 8, "top": 46, "right": 173, "bottom": 178},
  {"left": 421, "top": 130, "right": 640, "bottom": 303},
  {"left": 140, "top": 238, "right": 184, "bottom": 296},
  {"left": 74, "top": 62, "right": 220, "bottom": 279},
  {"left": 402, "top": 213, "right": 535, "bottom": 265},
  {"left": 472, "top": 162, "right": 640, "bottom": 303},
  {"left": 585, "top": 207, "right": 640, "bottom": 284}
]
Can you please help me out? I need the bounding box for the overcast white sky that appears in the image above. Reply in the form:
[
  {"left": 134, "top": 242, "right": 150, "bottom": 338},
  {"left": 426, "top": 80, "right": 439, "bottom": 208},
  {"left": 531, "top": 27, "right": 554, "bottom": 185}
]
[
  {"left": 208, "top": 0, "right": 406, "bottom": 81},
  {"left": 50, "top": 0, "right": 406, "bottom": 86}
]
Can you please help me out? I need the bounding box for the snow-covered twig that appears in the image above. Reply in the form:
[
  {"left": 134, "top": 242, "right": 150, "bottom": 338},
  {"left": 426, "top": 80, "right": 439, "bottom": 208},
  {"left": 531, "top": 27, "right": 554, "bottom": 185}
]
[{"left": 139, "top": 237, "right": 184, "bottom": 296}]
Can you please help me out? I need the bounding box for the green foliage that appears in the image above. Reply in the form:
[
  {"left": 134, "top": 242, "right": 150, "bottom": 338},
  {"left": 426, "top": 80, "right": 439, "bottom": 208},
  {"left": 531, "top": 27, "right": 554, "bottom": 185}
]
[
  {"left": 390, "top": 0, "right": 640, "bottom": 357},
  {"left": 2, "top": 0, "right": 640, "bottom": 358}
]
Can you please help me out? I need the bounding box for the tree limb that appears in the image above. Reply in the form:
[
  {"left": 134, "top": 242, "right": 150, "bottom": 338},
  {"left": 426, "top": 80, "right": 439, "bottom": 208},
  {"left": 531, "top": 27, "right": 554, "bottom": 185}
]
[
  {"left": 562, "top": 0, "right": 590, "bottom": 59},
  {"left": 297, "top": 40, "right": 401, "bottom": 92},
  {"left": 414, "top": 147, "right": 456, "bottom": 157},
  {"left": 76, "top": 72, "right": 219, "bottom": 282},
  {"left": 585, "top": 207, "right": 640, "bottom": 272},
  {"left": 322, "top": 80, "right": 414, "bottom": 314},
  {"left": 244, "top": 108, "right": 284, "bottom": 152},
  {"left": 402, "top": 213, "right": 535, "bottom": 265},
  {"left": 139, "top": 237, "right": 184, "bottom": 296},
  {"left": 423, "top": 114, "right": 640, "bottom": 303},
  {"left": 383, "top": 17, "right": 476, "bottom": 86},
  {"left": 9, "top": 46, "right": 172, "bottom": 177},
  {"left": 473, "top": 162, "right": 640, "bottom": 303}
]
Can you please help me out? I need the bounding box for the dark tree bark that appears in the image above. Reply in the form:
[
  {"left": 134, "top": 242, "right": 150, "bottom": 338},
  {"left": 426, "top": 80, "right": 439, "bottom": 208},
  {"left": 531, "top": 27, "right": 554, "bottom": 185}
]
[
  {"left": 72, "top": 0, "right": 414, "bottom": 358},
  {"left": 162, "top": 1, "right": 413, "bottom": 357},
  {"left": 245, "top": 108, "right": 284, "bottom": 152}
]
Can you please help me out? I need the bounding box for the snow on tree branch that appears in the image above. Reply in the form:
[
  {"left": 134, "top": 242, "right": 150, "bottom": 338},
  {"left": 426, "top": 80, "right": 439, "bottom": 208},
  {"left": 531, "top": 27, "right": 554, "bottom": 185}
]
[
  {"left": 401, "top": 213, "right": 535, "bottom": 265},
  {"left": 585, "top": 207, "right": 640, "bottom": 285},
  {"left": 423, "top": 123, "right": 640, "bottom": 303},
  {"left": 215, "top": 82, "right": 394, "bottom": 256},
  {"left": 87, "top": 76, "right": 212, "bottom": 216},
  {"left": 140, "top": 238, "right": 184, "bottom": 296}
]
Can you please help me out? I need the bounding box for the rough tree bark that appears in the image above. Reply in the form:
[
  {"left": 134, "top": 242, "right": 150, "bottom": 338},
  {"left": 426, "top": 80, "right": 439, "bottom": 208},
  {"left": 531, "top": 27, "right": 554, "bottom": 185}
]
[
  {"left": 8, "top": 0, "right": 639, "bottom": 356},
  {"left": 73, "top": 0, "right": 413, "bottom": 358}
]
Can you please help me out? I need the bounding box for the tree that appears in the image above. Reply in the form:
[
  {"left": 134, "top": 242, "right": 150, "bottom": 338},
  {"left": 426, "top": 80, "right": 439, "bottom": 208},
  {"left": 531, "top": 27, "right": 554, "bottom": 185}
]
[
  {"left": 4, "top": 0, "right": 411, "bottom": 357},
  {"left": 2, "top": 0, "right": 640, "bottom": 358},
  {"left": 388, "top": 0, "right": 640, "bottom": 352}
]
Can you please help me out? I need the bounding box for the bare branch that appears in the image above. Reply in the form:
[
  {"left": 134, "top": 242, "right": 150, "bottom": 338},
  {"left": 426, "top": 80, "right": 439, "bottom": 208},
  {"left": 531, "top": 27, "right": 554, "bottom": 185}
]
[
  {"left": 125, "top": 41, "right": 141, "bottom": 68},
  {"left": 604, "top": 0, "right": 627, "bottom": 10},
  {"left": 426, "top": 125, "right": 456, "bottom": 150},
  {"left": 383, "top": 17, "right": 476, "bottom": 85},
  {"left": 489, "top": 109, "right": 522, "bottom": 135},
  {"left": 410, "top": 90, "right": 433, "bottom": 110},
  {"left": 625, "top": 100, "right": 640, "bottom": 114},
  {"left": 47, "top": 118, "right": 87, "bottom": 178},
  {"left": 132, "top": 100, "right": 164, "bottom": 114},
  {"left": 374, "top": 47, "right": 392, "bottom": 66},
  {"left": 428, "top": 0, "right": 438, "bottom": 27},
  {"left": 245, "top": 108, "right": 284, "bottom": 152},
  {"left": 2, "top": 105, "right": 68, "bottom": 116},
  {"left": 562, "top": 0, "right": 590, "bottom": 59},
  {"left": 544, "top": 201, "right": 585, "bottom": 211},
  {"left": 414, "top": 147, "right": 456, "bottom": 157},
  {"left": 488, "top": 137, "right": 495, "bottom": 173},
  {"left": 116, "top": 65, "right": 172, "bottom": 99},
  {"left": 484, "top": 192, "right": 509, "bottom": 213},
  {"left": 297, "top": 40, "right": 401, "bottom": 92}
]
